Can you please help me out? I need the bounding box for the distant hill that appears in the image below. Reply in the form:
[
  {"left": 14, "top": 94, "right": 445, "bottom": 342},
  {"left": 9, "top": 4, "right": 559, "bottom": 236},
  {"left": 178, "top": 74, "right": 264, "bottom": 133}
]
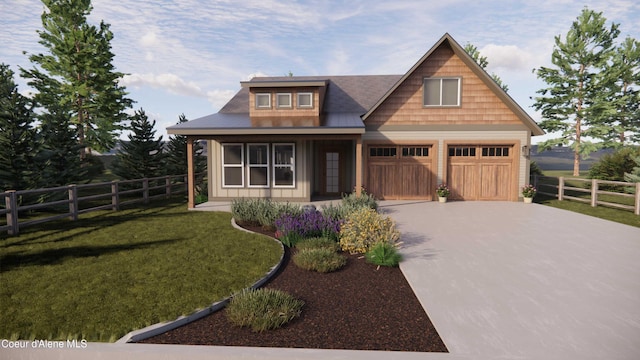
[{"left": 530, "top": 145, "right": 613, "bottom": 171}]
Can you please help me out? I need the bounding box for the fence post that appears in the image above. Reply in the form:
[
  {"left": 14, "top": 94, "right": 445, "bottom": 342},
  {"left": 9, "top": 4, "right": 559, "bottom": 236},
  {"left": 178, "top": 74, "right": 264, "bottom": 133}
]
[
  {"left": 591, "top": 179, "right": 598, "bottom": 208},
  {"left": 111, "top": 181, "right": 120, "bottom": 211},
  {"left": 558, "top": 177, "right": 564, "bottom": 201},
  {"left": 635, "top": 183, "right": 640, "bottom": 216},
  {"left": 68, "top": 185, "right": 78, "bottom": 221},
  {"left": 143, "top": 178, "right": 149, "bottom": 204},
  {"left": 5, "top": 190, "right": 18, "bottom": 236},
  {"left": 165, "top": 176, "right": 171, "bottom": 199}
]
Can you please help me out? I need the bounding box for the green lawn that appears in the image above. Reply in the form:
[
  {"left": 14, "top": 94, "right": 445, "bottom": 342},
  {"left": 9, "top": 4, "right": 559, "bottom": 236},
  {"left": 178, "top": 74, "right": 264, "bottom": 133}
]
[
  {"left": 0, "top": 199, "right": 282, "bottom": 342},
  {"left": 536, "top": 194, "right": 639, "bottom": 228}
]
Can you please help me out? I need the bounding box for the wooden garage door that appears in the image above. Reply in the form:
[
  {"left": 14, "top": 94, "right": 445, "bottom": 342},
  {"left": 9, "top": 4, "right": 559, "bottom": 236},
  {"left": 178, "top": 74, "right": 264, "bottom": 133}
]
[
  {"left": 447, "top": 145, "right": 514, "bottom": 201},
  {"left": 367, "top": 145, "right": 434, "bottom": 200}
]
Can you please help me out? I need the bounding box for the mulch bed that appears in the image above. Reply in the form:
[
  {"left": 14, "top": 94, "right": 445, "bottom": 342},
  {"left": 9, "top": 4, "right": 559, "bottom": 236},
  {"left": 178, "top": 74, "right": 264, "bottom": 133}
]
[{"left": 140, "top": 226, "right": 448, "bottom": 352}]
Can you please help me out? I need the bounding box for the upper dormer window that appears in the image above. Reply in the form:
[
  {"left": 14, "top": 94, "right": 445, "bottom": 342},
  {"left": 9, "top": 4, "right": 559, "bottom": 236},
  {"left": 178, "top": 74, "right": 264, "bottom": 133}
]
[
  {"left": 423, "top": 78, "right": 460, "bottom": 107},
  {"left": 256, "top": 93, "right": 271, "bottom": 109},
  {"left": 297, "top": 92, "right": 313, "bottom": 108},
  {"left": 276, "top": 93, "right": 292, "bottom": 108}
]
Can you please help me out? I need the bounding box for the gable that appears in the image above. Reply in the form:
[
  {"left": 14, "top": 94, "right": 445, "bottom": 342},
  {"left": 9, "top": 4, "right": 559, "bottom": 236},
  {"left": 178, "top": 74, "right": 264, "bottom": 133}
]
[{"left": 363, "top": 34, "right": 544, "bottom": 135}]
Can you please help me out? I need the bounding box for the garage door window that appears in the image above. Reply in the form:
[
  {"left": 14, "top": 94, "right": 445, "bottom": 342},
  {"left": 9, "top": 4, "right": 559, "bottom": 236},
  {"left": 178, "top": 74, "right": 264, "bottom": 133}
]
[
  {"left": 369, "top": 147, "right": 397, "bottom": 157},
  {"left": 402, "top": 147, "right": 430, "bottom": 157},
  {"left": 482, "top": 146, "right": 510, "bottom": 157},
  {"left": 449, "top": 146, "right": 476, "bottom": 157}
]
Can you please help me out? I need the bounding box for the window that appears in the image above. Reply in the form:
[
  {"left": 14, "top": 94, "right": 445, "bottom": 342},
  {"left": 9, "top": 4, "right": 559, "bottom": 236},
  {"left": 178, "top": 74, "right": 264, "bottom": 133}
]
[
  {"left": 222, "top": 144, "right": 244, "bottom": 187},
  {"left": 248, "top": 144, "right": 269, "bottom": 187},
  {"left": 448, "top": 146, "right": 476, "bottom": 157},
  {"left": 402, "top": 146, "right": 430, "bottom": 157},
  {"left": 482, "top": 146, "right": 510, "bottom": 157},
  {"left": 297, "top": 92, "right": 313, "bottom": 108},
  {"left": 369, "top": 147, "right": 397, "bottom": 157},
  {"left": 276, "top": 93, "right": 292, "bottom": 108},
  {"left": 424, "top": 78, "right": 460, "bottom": 106},
  {"left": 273, "top": 144, "right": 295, "bottom": 187},
  {"left": 255, "top": 93, "right": 271, "bottom": 109}
]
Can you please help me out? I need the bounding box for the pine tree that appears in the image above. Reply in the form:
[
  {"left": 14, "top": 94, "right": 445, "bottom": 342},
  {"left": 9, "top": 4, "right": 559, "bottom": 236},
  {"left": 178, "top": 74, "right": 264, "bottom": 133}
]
[
  {"left": 464, "top": 43, "right": 509, "bottom": 92},
  {"left": 597, "top": 36, "right": 640, "bottom": 146},
  {"left": 533, "top": 8, "right": 620, "bottom": 176},
  {"left": 21, "top": 0, "right": 133, "bottom": 160},
  {"left": 36, "top": 105, "right": 85, "bottom": 187},
  {"left": 112, "top": 109, "right": 165, "bottom": 180},
  {"left": 165, "top": 114, "right": 205, "bottom": 176},
  {"left": 0, "top": 64, "right": 39, "bottom": 191}
]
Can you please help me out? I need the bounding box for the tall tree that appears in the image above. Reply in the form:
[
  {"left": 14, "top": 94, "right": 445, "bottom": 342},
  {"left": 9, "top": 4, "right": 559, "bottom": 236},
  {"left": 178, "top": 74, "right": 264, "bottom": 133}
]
[
  {"left": 597, "top": 36, "right": 640, "bottom": 146},
  {"left": 36, "top": 104, "right": 85, "bottom": 188},
  {"left": 21, "top": 0, "right": 133, "bottom": 160},
  {"left": 0, "top": 64, "right": 39, "bottom": 191},
  {"left": 165, "top": 114, "right": 205, "bottom": 176},
  {"left": 533, "top": 8, "right": 620, "bottom": 176},
  {"left": 464, "top": 43, "right": 509, "bottom": 92},
  {"left": 111, "top": 109, "right": 165, "bottom": 180}
]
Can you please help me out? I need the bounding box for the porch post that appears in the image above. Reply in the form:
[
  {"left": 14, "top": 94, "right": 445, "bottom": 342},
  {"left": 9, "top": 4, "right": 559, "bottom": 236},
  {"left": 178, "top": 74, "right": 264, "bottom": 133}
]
[
  {"left": 187, "top": 137, "right": 196, "bottom": 209},
  {"left": 355, "top": 135, "right": 362, "bottom": 196}
]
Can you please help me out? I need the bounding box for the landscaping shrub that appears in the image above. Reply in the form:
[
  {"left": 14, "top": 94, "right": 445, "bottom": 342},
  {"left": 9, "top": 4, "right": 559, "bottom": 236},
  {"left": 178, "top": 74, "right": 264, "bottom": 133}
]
[
  {"left": 321, "top": 189, "right": 378, "bottom": 221},
  {"left": 231, "top": 198, "right": 301, "bottom": 228},
  {"left": 365, "top": 242, "right": 402, "bottom": 267},
  {"left": 339, "top": 207, "right": 400, "bottom": 254},
  {"left": 292, "top": 248, "right": 347, "bottom": 273},
  {"left": 295, "top": 237, "right": 340, "bottom": 252},
  {"left": 226, "top": 288, "right": 304, "bottom": 332},
  {"left": 274, "top": 210, "right": 341, "bottom": 247},
  {"left": 588, "top": 147, "right": 640, "bottom": 182}
]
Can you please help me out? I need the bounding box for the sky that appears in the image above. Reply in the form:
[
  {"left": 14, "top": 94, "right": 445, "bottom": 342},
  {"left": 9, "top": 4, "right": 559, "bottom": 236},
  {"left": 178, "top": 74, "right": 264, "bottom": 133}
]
[{"left": 1, "top": 0, "right": 639, "bottom": 145}]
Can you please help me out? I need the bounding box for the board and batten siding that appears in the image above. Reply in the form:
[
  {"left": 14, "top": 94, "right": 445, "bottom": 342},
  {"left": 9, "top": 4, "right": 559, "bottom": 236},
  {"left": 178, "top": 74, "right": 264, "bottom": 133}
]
[
  {"left": 207, "top": 139, "right": 312, "bottom": 201},
  {"left": 363, "top": 130, "right": 531, "bottom": 195}
]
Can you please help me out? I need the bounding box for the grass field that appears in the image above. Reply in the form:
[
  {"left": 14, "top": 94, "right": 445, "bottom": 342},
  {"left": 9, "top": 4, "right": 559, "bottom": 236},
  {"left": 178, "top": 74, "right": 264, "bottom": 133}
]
[{"left": 0, "top": 199, "right": 282, "bottom": 342}]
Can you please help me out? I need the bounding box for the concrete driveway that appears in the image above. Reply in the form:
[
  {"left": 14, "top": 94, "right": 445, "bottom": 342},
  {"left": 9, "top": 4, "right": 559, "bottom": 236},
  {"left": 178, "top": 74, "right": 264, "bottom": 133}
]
[
  {"left": 385, "top": 201, "right": 640, "bottom": 360},
  {"left": 3, "top": 201, "right": 639, "bottom": 360}
]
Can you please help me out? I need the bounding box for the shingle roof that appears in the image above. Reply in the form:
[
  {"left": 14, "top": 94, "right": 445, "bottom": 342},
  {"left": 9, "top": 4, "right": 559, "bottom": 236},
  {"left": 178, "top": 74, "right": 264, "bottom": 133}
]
[{"left": 220, "top": 75, "right": 402, "bottom": 114}]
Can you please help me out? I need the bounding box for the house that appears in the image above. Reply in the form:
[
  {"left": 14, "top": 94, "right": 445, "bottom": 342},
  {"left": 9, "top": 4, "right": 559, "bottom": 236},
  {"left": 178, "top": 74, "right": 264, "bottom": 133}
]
[{"left": 168, "top": 33, "right": 544, "bottom": 208}]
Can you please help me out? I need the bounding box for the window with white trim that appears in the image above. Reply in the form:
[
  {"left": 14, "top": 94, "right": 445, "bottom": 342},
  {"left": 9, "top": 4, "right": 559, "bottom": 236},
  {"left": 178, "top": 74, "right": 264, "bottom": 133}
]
[
  {"left": 424, "top": 78, "right": 460, "bottom": 106},
  {"left": 273, "top": 143, "right": 295, "bottom": 187},
  {"left": 247, "top": 144, "right": 269, "bottom": 187},
  {"left": 276, "top": 93, "right": 292, "bottom": 108},
  {"left": 255, "top": 93, "right": 271, "bottom": 109},
  {"left": 297, "top": 92, "right": 313, "bottom": 108},
  {"left": 222, "top": 144, "right": 244, "bottom": 187}
]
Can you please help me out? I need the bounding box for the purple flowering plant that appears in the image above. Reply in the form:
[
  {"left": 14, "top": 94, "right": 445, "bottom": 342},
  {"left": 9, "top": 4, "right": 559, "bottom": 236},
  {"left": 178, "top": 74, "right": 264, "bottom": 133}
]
[{"left": 274, "top": 210, "right": 342, "bottom": 247}]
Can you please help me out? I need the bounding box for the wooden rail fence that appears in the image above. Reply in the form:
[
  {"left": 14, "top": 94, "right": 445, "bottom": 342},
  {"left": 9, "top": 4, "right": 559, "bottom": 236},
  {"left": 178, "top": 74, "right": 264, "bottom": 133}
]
[
  {"left": 532, "top": 175, "right": 640, "bottom": 215},
  {"left": 1, "top": 174, "right": 204, "bottom": 236}
]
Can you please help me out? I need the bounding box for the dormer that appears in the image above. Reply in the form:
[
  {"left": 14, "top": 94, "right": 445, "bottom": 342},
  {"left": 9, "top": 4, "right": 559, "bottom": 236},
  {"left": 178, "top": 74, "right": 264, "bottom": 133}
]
[{"left": 240, "top": 79, "right": 328, "bottom": 127}]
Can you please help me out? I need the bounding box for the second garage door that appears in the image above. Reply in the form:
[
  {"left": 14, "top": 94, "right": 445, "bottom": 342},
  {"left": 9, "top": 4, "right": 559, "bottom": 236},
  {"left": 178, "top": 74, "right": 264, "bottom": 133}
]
[
  {"left": 447, "top": 145, "right": 516, "bottom": 201},
  {"left": 366, "top": 145, "right": 435, "bottom": 200}
]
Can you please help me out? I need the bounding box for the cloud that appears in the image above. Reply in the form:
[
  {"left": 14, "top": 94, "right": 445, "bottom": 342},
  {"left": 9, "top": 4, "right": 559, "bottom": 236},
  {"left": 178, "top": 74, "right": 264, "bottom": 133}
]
[
  {"left": 480, "top": 44, "right": 531, "bottom": 72},
  {"left": 121, "top": 73, "right": 204, "bottom": 98}
]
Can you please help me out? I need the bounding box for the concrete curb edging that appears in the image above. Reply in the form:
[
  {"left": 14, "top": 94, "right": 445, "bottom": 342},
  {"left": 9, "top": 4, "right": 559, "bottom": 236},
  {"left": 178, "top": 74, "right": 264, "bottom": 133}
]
[{"left": 116, "top": 219, "right": 285, "bottom": 344}]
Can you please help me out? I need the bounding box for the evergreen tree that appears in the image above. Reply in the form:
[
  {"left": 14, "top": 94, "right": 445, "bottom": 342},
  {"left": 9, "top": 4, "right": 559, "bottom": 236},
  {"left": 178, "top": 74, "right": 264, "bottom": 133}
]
[
  {"left": 464, "top": 43, "right": 509, "bottom": 92},
  {"left": 21, "top": 0, "right": 133, "bottom": 160},
  {"left": 624, "top": 155, "right": 640, "bottom": 184},
  {"left": 598, "top": 36, "right": 640, "bottom": 146},
  {"left": 165, "top": 114, "right": 205, "bottom": 176},
  {"left": 112, "top": 109, "right": 165, "bottom": 180},
  {"left": 36, "top": 105, "right": 85, "bottom": 187},
  {"left": 0, "top": 64, "right": 39, "bottom": 191},
  {"left": 533, "top": 8, "right": 620, "bottom": 176}
]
